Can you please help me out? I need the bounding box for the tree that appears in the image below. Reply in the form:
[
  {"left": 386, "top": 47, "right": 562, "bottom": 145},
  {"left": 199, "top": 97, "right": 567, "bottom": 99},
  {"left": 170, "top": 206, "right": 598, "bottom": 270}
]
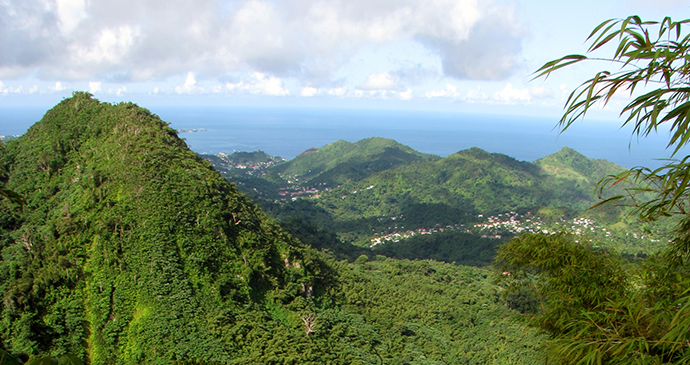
[{"left": 497, "top": 16, "right": 690, "bottom": 364}]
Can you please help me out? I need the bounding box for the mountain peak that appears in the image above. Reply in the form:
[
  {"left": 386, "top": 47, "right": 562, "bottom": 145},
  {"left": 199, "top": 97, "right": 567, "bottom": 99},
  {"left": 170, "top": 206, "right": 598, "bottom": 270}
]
[
  {"left": 536, "top": 146, "right": 623, "bottom": 182},
  {"left": 0, "top": 94, "right": 328, "bottom": 362},
  {"left": 270, "top": 137, "right": 438, "bottom": 185}
]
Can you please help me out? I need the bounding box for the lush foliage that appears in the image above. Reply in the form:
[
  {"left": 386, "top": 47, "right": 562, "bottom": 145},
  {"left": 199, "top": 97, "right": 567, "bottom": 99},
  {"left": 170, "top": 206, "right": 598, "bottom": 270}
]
[
  {"left": 258, "top": 146, "right": 662, "bottom": 247},
  {"left": 0, "top": 93, "right": 544, "bottom": 364},
  {"left": 497, "top": 234, "right": 690, "bottom": 364},
  {"left": 205, "top": 138, "right": 672, "bottom": 268},
  {"left": 0, "top": 93, "right": 332, "bottom": 363}
]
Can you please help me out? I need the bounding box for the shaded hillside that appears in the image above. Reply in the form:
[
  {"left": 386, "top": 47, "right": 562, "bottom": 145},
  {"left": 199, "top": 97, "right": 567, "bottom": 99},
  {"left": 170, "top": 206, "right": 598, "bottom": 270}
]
[{"left": 0, "top": 93, "right": 544, "bottom": 364}]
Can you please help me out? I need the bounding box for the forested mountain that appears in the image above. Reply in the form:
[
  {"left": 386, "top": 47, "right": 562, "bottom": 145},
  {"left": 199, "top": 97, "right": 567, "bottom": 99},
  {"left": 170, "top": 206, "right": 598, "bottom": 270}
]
[
  {"left": 268, "top": 137, "right": 440, "bottom": 186},
  {"left": 207, "top": 141, "right": 669, "bottom": 264},
  {"left": 0, "top": 93, "right": 544, "bottom": 364},
  {"left": 535, "top": 146, "right": 623, "bottom": 184}
]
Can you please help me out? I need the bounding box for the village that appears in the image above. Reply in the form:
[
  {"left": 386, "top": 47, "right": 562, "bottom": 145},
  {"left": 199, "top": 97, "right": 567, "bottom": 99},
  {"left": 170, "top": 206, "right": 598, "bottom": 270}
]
[
  {"left": 368, "top": 211, "right": 540, "bottom": 247},
  {"left": 210, "top": 151, "right": 287, "bottom": 177},
  {"left": 368, "top": 211, "right": 666, "bottom": 248}
]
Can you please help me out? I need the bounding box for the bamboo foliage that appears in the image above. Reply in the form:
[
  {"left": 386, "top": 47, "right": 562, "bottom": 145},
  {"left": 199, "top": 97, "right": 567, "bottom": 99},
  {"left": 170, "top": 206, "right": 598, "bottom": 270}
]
[{"left": 500, "top": 15, "right": 690, "bottom": 364}]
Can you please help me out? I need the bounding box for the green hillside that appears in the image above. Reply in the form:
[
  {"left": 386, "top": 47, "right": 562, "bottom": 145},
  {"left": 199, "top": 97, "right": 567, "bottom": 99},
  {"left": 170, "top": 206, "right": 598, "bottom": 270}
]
[
  {"left": 0, "top": 93, "right": 543, "bottom": 364},
  {"left": 316, "top": 146, "right": 624, "bottom": 221},
  {"left": 0, "top": 92, "right": 332, "bottom": 363},
  {"left": 535, "top": 146, "right": 624, "bottom": 184},
  {"left": 270, "top": 137, "right": 440, "bottom": 186},
  {"left": 236, "top": 144, "right": 670, "bottom": 262}
]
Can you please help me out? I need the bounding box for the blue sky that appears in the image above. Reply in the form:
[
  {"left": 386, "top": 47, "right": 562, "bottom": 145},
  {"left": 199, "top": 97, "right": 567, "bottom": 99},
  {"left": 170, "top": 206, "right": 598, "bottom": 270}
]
[{"left": 0, "top": 0, "right": 688, "bottom": 120}]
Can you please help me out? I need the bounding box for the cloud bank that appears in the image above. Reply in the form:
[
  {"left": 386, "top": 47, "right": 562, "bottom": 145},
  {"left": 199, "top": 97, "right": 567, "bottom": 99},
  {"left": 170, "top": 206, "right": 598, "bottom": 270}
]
[{"left": 0, "top": 0, "right": 525, "bottom": 87}]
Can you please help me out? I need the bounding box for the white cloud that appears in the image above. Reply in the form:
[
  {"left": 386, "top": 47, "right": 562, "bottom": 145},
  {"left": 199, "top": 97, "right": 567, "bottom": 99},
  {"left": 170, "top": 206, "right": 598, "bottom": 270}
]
[
  {"left": 301, "top": 86, "right": 318, "bottom": 96},
  {"left": 425, "top": 84, "right": 460, "bottom": 98},
  {"left": 56, "top": 0, "right": 88, "bottom": 34},
  {"left": 465, "top": 88, "right": 488, "bottom": 102},
  {"left": 492, "top": 83, "right": 531, "bottom": 104},
  {"left": 529, "top": 86, "right": 553, "bottom": 99},
  {"left": 73, "top": 26, "right": 140, "bottom": 65},
  {"left": 360, "top": 72, "right": 397, "bottom": 90},
  {"left": 89, "top": 81, "right": 102, "bottom": 93},
  {"left": 225, "top": 72, "right": 290, "bottom": 96},
  {"left": 397, "top": 88, "right": 413, "bottom": 100},
  {"left": 175, "top": 72, "right": 204, "bottom": 94},
  {"left": 328, "top": 87, "right": 347, "bottom": 96},
  {"left": 52, "top": 81, "right": 66, "bottom": 92},
  {"left": 0, "top": 0, "right": 524, "bottom": 86}
]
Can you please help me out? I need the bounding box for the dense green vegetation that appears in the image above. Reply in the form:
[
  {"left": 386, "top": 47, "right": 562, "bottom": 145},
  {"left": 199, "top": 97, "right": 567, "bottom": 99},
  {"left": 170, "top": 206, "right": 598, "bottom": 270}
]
[
  {"left": 210, "top": 141, "right": 670, "bottom": 266},
  {"left": 270, "top": 138, "right": 439, "bottom": 187},
  {"left": 0, "top": 93, "right": 544, "bottom": 364}
]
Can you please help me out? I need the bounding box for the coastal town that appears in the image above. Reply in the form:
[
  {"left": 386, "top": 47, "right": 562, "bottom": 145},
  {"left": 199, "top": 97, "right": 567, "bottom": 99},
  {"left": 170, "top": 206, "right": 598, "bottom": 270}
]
[{"left": 203, "top": 151, "right": 287, "bottom": 177}]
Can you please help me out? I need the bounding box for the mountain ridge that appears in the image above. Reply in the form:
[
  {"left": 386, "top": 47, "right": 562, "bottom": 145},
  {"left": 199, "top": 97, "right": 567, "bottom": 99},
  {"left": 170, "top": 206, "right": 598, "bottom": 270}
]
[{"left": 214, "top": 141, "right": 670, "bottom": 259}]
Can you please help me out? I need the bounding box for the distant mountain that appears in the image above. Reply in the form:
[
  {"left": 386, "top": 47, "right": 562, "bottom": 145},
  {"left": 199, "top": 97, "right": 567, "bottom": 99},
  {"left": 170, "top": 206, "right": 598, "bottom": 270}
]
[
  {"left": 203, "top": 150, "right": 285, "bottom": 167},
  {"left": 223, "top": 143, "right": 669, "bottom": 259},
  {"left": 312, "top": 146, "right": 616, "bottom": 224},
  {"left": 535, "top": 146, "right": 624, "bottom": 184},
  {"left": 0, "top": 135, "right": 19, "bottom": 143},
  {"left": 270, "top": 137, "right": 440, "bottom": 186}
]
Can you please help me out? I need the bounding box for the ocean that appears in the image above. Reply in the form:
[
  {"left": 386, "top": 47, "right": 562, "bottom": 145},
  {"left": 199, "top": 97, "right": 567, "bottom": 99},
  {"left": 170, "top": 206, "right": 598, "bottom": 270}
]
[{"left": 0, "top": 106, "right": 684, "bottom": 169}]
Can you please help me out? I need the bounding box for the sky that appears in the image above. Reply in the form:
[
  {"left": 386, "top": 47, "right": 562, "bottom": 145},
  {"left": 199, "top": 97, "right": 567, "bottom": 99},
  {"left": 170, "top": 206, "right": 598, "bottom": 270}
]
[{"left": 0, "top": 0, "right": 689, "bottom": 119}]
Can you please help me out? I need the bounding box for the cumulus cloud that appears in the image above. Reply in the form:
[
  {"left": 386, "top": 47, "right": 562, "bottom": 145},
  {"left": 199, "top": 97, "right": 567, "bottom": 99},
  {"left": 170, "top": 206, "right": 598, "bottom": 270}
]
[
  {"left": 328, "top": 87, "right": 347, "bottom": 96},
  {"left": 360, "top": 72, "right": 397, "bottom": 90},
  {"left": 529, "top": 86, "right": 553, "bottom": 99},
  {"left": 423, "top": 4, "right": 524, "bottom": 80},
  {"left": 51, "top": 81, "right": 67, "bottom": 92},
  {"left": 175, "top": 72, "right": 204, "bottom": 94},
  {"left": 425, "top": 84, "right": 461, "bottom": 99},
  {"left": 465, "top": 88, "right": 488, "bottom": 102},
  {"left": 56, "top": 0, "right": 88, "bottom": 34},
  {"left": 301, "top": 86, "right": 319, "bottom": 96},
  {"left": 397, "top": 88, "right": 413, "bottom": 100},
  {"left": 225, "top": 72, "right": 290, "bottom": 96},
  {"left": 492, "top": 83, "right": 530, "bottom": 104},
  {"left": 0, "top": 0, "right": 525, "bottom": 87},
  {"left": 89, "top": 81, "right": 102, "bottom": 93}
]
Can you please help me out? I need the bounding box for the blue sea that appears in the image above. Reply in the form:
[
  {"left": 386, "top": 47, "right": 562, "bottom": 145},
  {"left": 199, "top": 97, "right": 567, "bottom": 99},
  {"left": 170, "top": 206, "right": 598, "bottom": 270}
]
[{"left": 0, "top": 106, "right": 685, "bottom": 169}]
